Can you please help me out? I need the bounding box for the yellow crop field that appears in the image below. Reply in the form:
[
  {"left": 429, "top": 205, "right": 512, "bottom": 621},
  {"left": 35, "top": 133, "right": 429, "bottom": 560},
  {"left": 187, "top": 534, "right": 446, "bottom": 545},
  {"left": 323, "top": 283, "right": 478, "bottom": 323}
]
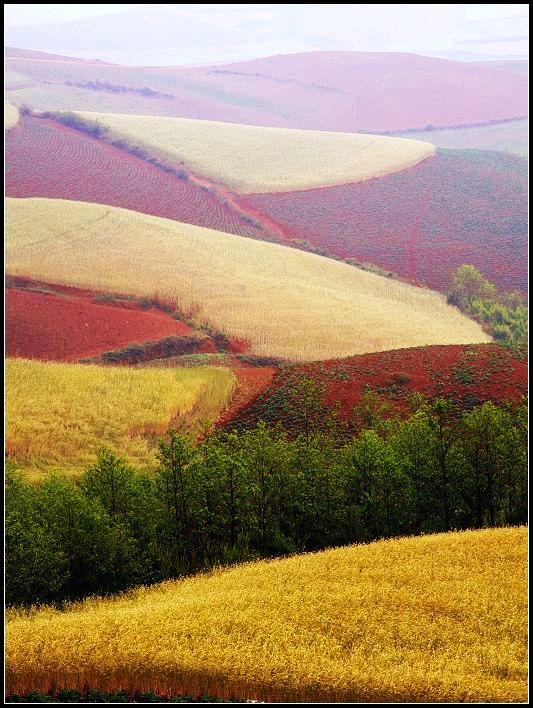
[
  {"left": 6, "top": 527, "right": 527, "bottom": 702},
  {"left": 6, "top": 198, "right": 490, "bottom": 361},
  {"left": 77, "top": 111, "right": 435, "bottom": 193},
  {"left": 6, "top": 358, "right": 235, "bottom": 477},
  {"left": 5, "top": 100, "right": 20, "bottom": 130}
]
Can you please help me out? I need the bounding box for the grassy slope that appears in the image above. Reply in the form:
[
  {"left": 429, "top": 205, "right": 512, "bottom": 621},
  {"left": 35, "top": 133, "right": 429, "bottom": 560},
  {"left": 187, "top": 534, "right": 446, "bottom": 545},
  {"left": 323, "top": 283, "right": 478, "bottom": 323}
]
[
  {"left": 5, "top": 101, "right": 19, "bottom": 130},
  {"left": 6, "top": 359, "right": 235, "bottom": 477},
  {"left": 76, "top": 111, "right": 435, "bottom": 193},
  {"left": 6, "top": 198, "right": 490, "bottom": 361},
  {"left": 6, "top": 527, "right": 527, "bottom": 702}
]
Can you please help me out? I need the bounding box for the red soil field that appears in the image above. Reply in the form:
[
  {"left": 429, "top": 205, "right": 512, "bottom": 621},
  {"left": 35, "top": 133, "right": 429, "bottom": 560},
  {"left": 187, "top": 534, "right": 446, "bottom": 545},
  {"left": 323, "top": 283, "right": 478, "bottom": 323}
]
[
  {"left": 244, "top": 150, "right": 528, "bottom": 294},
  {"left": 6, "top": 287, "right": 199, "bottom": 362},
  {"left": 217, "top": 367, "right": 276, "bottom": 429},
  {"left": 227, "top": 344, "right": 527, "bottom": 431},
  {"left": 5, "top": 116, "right": 270, "bottom": 240},
  {"left": 6, "top": 50, "right": 527, "bottom": 132},
  {"left": 185, "top": 51, "right": 528, "bottom": 131}
]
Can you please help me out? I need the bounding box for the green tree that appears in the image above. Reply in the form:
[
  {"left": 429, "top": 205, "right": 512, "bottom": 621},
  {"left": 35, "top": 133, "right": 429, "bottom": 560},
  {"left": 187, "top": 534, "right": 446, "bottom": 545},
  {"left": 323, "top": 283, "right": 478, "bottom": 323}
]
[
  {"left": 155, "top": 431, "right": 196, "bottom": 574},
  {"left": 447, "top": 265, "right": 495, "bottom": 309},
  {"left": 284, "top": 375, "right": 326, "bottom": 444}
]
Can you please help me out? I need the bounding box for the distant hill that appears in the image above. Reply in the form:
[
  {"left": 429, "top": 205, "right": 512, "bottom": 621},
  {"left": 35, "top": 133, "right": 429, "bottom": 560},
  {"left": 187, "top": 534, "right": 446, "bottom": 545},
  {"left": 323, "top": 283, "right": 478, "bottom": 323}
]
[
  {"left": 6, "top": 49, "right": 527, "bottom": 132},
  {"left": 4, "top": 7, "right": 241, "bottom": 53},
  {"left": 472, "top": 59, "right": 529, "bottom": 75}
]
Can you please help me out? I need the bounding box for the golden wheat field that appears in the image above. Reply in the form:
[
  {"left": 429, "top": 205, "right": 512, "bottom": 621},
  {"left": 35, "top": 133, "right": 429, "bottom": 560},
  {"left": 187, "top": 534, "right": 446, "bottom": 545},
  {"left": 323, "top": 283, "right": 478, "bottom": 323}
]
[
  {"left": 5, "top": 100, "right": 19, "bottom": 130},
  {"left": 5, "top": 527, "right": 527, "bottom": 702},
  {"left": 76, "top": 111, "right": 435, "bottom": 193},
  {"left": 6, "top": 198, "right": 490, "bottom": 360},
  {"left": 6, "top": 358, "right": 235, "bottom": 478}
]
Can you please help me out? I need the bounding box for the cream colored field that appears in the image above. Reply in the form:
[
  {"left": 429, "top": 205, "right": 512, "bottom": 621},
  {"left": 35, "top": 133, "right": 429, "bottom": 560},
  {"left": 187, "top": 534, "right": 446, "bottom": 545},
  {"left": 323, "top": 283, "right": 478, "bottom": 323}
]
[
  {"left": 6, "top": 358, "right": 235, "bottom": 477},
  {"left": 6, "top": 198, "right": 490, "bottom": 360},
  {"left": 6, "top": 527, "right": 527, "bottom": 702},
  {"left": 5, "top": 100, "right": 19, "bottom": 130},
  {"left": 77, "top": 111, "right": 435, "bottom": 193}
]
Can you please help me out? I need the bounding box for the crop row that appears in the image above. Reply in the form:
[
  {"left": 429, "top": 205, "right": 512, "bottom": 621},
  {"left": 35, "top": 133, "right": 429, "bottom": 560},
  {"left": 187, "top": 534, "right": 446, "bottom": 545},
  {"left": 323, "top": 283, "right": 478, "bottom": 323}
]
[{"left": 5, "top": 117, "right": 268, "bottom": 240}]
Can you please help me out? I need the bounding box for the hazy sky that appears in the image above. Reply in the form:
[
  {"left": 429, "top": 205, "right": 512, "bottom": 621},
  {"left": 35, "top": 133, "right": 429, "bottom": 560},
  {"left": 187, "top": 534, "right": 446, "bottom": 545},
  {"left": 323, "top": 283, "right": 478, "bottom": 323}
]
[{"left": 4, "top": 4, "right": 529, "bottom": 63}]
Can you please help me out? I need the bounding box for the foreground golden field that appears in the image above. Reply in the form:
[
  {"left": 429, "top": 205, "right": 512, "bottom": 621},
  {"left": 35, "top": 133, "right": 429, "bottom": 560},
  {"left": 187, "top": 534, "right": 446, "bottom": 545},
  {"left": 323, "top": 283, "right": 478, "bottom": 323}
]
[
  {"left": 6, "top": 359, "right": 235, "bottom": 477},
  {"left": 77, "top": 111, "right": 435, "bottom": 193},
  {"left": 6, "top": 527, "right": 527, "bottom": 702},
  {"left": 5, "top": 100, "right": 19, "bottom": 130},
  {"left": 6, "top": 198, "right": 490, "bottom": 360}
]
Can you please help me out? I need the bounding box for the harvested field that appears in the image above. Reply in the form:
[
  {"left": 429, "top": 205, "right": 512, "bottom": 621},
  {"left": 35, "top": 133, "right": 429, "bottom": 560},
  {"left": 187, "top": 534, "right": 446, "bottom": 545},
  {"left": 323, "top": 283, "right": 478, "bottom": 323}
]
[
  {"left": 228, "top": 343, "right": 528, "bottom": 432},
  {"left": 76, "top": 111, "right": 435, "bottom": 193},
  {"left": 393, "top": 119, "right": 528, "bottom": 157},
  {"left": 5, "top": 116, "right": 269, "bottom": 239},
  {"left": 5, "top": 527, "right": 527, "bottom": 702},
  {"left": 5, "top": 101, "right": 19, "bottom": 130},
  {"left": 244, "top": 149, "right": 528, "bottom": 294},
  {"left": 5, "top": 287, "right": 200, "bottom": 362},
  {"left": 6, "top": 198, "right": 491, "bottom": 361},
  {"left": 6, "top": 359, "right": 235, "bottom": 477}
]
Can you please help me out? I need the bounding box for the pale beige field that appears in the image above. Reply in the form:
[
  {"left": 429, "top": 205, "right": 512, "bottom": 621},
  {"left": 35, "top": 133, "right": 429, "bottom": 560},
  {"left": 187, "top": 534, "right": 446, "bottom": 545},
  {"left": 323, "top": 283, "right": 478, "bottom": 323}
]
[
  {"left": 6, "top": 358, "right": 235, "bottom": 477},
  {"left": 6, "top": 527, "right": 527, "bottom": 702},
  {"left": 76, "top": 111, "right": 435, "bottom": 193},
  {"left": 6, "top": 198, "right": 490, "bottom": 361},
  {"left": 5, "top": 100, "right": 19, "bottom": 130}
]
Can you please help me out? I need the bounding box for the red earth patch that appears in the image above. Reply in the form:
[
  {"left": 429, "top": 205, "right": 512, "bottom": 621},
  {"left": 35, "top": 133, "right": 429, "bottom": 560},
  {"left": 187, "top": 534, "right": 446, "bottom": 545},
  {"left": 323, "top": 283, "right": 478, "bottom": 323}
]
[
  {"left": 5, "top": 116, "right": 270, "bottom": 240},
  {"left": 227, "top": 344, "right": 527, "bottom": 431},
  {"left": 217, "top": 367, "right": 277, "bottom": 429},
  {"left": 243, "top": 150, "right": 527, "bottom": 294},
  {"left": 6, "top": 287, "right": 199, "bottom": 362}
]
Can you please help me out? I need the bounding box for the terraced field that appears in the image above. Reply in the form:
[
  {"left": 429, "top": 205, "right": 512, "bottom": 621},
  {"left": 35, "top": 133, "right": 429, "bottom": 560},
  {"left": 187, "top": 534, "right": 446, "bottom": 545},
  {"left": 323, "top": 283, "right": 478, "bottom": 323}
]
[
  {"left": 6, "top": 527, "right": 527, "bottom": 702},
  {"left": 5, "top": 116, "right": 269, "bottom": 239},
  {"left": 244, "top": 149, "right": 528, "bottom": 294},
  {"left": 6, "top": 359, "right": 235, "bottom": 477},
  {"left": 76, "top": 112, "right": 435, "bottom": 193},
  {"left": 6, "top": 198, "right": 491, "bottom": 361},
  {"left": 227, "top": 343, "right": 528, "bottom": 433}
]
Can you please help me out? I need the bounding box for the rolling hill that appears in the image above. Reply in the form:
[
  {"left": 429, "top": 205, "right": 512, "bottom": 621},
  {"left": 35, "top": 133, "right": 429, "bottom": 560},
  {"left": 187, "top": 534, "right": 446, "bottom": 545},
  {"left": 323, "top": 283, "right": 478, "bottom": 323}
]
[
  {"left": 6, "top": 198, "right": 490, "bottom": 361},
  {"left": 6, "top": 527, "right": 527, "bottom": 702},
  {"left": 6, "top": 359, "right": 235, "bottom": 477},
  {"left": 76, "top": 112, "right": 435, "bottom": 193},
  {"left": 5, "top": 115, "right": 270, "bottom": 240},
  {"left": 225, "top": 343, "right": 528, "bottom": 433},
  {"left": 244, "top": 149, "right": 528, "bottom": 294},
  {"left": 6, "top": 49, "right": 528, "bottom": 132}
]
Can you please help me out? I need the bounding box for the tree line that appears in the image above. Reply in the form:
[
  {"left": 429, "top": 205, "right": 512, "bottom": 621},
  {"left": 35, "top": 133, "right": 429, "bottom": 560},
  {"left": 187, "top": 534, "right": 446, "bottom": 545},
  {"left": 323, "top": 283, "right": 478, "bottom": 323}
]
[
  {"left": 6, "top": 389, "right": 527, "bottom": 607},
  {"left": 447, "top": 264, "right": 527, "bottom": 343}
]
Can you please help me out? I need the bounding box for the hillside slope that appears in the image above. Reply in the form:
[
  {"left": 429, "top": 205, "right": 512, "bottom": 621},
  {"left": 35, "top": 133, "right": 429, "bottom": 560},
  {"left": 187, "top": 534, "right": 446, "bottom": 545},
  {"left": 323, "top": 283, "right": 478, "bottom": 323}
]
[
  {"left": 6, "top": 527, "right": 527, "bottom": 702},
  {"left": 77, "top": 112, "right": 434, "bottom": 193},
  {"left": 5, "top": 115, "right": 270, "bottom": 239},
  {"left": 6, "top": 198, "right": 490, "bottom": 361},
  {"left": 245, "top": 149, "right": 528, "bottom": 294},
  {"left": 226, "top": 343, "right": 527, "bottom": 432}
]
